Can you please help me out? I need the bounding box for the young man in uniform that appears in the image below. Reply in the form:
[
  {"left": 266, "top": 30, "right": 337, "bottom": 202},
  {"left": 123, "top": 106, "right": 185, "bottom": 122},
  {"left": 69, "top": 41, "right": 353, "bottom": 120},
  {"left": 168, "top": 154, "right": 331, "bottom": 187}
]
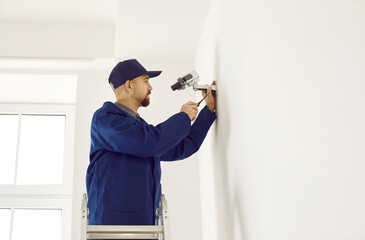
[{"left": 86, "top": 59, "right": 216, "bottom": 227}]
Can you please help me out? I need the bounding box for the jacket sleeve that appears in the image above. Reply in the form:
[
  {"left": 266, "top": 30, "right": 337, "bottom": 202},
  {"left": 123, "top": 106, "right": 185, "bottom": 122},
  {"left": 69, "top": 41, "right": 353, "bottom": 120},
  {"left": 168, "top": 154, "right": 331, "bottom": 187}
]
[
  {"left": 95, "top": 109, "right": 192, "bottom": 158},
  {"left": 159, "top": 106, "right": 216, "bottom": 161}
]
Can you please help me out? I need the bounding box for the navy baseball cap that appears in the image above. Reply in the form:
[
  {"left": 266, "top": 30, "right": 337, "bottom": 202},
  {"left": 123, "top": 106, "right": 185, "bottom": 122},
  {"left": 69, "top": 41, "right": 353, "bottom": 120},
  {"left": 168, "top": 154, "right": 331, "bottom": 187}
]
[{"left": 108, "top": 59, "right": 162, "bottom": 90}]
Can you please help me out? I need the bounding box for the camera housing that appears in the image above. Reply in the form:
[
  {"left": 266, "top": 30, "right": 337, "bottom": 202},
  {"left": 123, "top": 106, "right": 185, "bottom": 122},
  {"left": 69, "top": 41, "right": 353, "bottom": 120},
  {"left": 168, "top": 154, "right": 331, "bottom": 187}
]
[
  {"left": 171, "top": 71, "right": 216, "bottom": 92},
  {"left": 171, "top": 71, "right": 200, "bottom": 91}
]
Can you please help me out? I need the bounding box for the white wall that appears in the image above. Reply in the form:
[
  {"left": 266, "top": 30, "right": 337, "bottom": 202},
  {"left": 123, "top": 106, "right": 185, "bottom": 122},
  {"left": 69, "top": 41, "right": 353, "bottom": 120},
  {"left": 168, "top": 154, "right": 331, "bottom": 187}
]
[
  {"left": 0, "top": 21, "right": 115, "bottom": 58},
  {"left": 196, "top": 0, "right": 365, "bottom": 240}
]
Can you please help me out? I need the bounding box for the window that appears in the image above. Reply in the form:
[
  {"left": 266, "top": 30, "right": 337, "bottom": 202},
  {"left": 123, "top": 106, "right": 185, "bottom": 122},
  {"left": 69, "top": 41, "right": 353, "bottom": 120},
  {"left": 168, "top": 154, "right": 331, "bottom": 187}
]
[
  {"left": 0, "top": 208, "right": 62, "bottom": 240},
  {"left": 1, "top": 114, "right": 65, "bottom": 185},
  {"left": 0, "top": 198, "right": 71, "bottom": 240},
  {"left": 0, "top": 104, "right": 75, "bottom": 194},
  {"left": 0, "top": 73, "right": 76, "bottom": 240}
]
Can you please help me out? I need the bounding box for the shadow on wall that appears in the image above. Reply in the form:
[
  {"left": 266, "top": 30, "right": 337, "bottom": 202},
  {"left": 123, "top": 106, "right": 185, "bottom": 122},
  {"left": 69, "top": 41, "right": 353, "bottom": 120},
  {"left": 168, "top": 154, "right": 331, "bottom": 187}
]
[{"left": 212, "top": 43, "right": 247, "bottom": 240}]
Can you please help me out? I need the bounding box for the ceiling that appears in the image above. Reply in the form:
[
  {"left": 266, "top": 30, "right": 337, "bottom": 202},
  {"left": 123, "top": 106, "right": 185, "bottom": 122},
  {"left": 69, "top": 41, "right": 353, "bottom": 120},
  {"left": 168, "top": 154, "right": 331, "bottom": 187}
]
[
  {"left": 115, "top": 0, "right": 212, "bottom": 60},
  {"left": 0, "top": 0, "right": 116, "bottom": 23},
  {"left": 0, "top": 0, "right": 212, "bottom": 60}
]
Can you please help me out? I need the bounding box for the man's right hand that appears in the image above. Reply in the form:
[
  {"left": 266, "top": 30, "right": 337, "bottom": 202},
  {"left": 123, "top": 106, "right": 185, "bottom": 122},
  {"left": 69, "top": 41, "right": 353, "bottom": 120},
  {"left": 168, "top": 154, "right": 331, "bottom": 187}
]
[{"left": 181, "top": 102, "right": 198, "bottom": 121}]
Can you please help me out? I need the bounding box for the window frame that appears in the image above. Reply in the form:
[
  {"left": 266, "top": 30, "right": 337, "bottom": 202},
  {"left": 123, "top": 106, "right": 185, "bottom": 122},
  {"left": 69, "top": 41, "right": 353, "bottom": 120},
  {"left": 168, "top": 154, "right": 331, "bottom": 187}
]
[
  {"left": 0, "top": 103, "right": 75, "bottom": 195},
  {"left": 0, "top": 197, "right": 72, "bottom": 240}
]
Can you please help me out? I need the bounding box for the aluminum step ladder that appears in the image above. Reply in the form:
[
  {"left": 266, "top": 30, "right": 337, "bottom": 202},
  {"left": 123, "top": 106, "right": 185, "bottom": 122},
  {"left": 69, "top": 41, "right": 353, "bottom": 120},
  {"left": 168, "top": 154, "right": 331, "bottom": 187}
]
[{"left": 81, "top": 193, "right": 170, "bottom": 240}]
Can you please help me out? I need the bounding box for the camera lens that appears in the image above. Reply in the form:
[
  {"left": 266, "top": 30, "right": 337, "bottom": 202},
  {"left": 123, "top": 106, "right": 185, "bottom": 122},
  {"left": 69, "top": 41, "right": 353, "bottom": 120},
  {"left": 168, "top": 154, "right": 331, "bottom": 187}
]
[{"left": 171, "top": 81, "right": 183, "bottom": 91}]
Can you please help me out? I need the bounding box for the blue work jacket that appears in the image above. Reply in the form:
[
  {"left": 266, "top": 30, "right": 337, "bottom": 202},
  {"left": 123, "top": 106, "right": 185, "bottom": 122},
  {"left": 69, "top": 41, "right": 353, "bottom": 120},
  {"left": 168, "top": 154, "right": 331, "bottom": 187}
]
[{"left": 86, "top": 101, "right": 216, "bottom": 227}]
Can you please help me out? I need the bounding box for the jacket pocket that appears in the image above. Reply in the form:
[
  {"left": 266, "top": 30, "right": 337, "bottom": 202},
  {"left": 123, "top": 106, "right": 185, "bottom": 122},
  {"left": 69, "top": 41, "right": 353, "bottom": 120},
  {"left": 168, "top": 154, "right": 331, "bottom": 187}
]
[{"left": 105, "top": 171, "right": 146, "bottom": 213}]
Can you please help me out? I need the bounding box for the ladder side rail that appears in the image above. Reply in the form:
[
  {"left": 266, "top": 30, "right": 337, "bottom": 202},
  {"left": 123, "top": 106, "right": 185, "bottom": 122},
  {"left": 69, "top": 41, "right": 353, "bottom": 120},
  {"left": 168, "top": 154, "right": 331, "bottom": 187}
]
[
  {"left": 161, "top": 195, "right": 170, "bottom": 240},
  {"left": 81, "top": 193, "right": 88, "bottom": 240}
]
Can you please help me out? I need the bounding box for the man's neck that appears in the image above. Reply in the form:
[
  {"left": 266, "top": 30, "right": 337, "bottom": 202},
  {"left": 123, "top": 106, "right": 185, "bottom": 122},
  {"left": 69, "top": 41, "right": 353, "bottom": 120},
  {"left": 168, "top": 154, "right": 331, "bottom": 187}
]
[{"left": 115, "top": 98, "right": 140, "bottom": 114}]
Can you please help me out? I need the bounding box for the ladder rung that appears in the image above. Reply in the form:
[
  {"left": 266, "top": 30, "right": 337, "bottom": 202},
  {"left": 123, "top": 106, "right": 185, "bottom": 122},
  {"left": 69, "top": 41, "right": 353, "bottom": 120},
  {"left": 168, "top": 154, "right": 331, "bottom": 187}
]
[
  {"left": 88, "top": 225, "right": 164, "bottom": 233},
  {"left": 87, "top": 233, "right": 159, "bottom": 239}
]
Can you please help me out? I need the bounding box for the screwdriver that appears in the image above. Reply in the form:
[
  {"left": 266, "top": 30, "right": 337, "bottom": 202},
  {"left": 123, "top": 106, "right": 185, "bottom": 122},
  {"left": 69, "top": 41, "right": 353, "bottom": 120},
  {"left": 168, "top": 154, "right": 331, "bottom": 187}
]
[{"left": 197, "top": 92, "right": 210, "bottom": 107}]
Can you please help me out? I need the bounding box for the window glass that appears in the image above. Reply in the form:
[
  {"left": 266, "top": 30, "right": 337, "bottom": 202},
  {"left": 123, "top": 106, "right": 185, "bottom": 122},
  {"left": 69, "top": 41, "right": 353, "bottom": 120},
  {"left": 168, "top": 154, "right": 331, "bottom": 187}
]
[
  {"left": 0, "top": 209, "right": 11, "bottom": 240},
  {"left": 0, "top": 115, "right": 18, "bottom": 184},
  {"left": 12, "top": 209, "right": 62, "bottom": 240},
  {"left": 17, "top": 115, "right": 65, "bottom": 185}
]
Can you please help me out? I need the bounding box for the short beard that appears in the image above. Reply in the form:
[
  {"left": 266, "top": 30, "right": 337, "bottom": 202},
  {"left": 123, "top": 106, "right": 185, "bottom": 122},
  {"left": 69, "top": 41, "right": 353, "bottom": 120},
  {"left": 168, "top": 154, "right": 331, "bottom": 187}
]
[
  {"left": 141, "top": 94, "right": 150, "bottom": 107},
  {"left": 142, "top": 98, "right": 150, "bottom": 107}
]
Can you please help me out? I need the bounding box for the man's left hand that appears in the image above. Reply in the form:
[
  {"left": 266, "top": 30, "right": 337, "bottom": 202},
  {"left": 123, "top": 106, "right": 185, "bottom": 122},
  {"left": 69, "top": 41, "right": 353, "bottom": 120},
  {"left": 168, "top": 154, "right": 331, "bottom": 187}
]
[{"left": 202, "top": 81, "right": 216, "bottom": 113}]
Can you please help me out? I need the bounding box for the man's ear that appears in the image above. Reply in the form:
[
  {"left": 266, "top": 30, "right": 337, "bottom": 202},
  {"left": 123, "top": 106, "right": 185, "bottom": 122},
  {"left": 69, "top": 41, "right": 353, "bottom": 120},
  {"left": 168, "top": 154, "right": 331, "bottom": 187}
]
[{"left": 125, "top": 80, "right": 133, "bottom": 93}]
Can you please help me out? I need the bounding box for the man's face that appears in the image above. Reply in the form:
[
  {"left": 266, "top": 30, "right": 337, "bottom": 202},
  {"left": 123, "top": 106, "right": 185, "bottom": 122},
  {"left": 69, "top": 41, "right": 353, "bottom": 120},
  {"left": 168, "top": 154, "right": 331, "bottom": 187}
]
[{"left": 131, "top": 75, "right": 152, "bottom": 107}]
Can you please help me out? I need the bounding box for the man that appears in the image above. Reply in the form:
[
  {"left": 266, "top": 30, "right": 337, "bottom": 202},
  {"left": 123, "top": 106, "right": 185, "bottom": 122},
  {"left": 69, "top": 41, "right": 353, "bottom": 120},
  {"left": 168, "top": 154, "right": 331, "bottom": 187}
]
[{"left": 86, "top": 59, "right": 216, "bottom": 228}]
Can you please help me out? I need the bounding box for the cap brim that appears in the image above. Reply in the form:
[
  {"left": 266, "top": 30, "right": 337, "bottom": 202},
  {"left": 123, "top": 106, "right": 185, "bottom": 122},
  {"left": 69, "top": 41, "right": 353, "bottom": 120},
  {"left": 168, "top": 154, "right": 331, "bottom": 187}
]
[{"left": 147, "top": 71, "right": 162, "bottom": 78}]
